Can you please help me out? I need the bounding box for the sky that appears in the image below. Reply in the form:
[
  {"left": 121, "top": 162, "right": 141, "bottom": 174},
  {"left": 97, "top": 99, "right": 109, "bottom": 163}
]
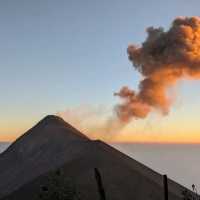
[{"left": 1, "top": 0, "right": 200, "bottom": 142}]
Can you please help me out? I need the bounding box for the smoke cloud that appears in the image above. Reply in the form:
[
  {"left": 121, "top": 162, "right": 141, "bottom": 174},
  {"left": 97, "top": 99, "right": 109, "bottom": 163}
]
[
  {"left": 57, "top": 105, "right": 125, "bottom": 141},
  {"left": 59, "top": 16, "right": 200, "bottom": 140},
  {"left": 115, "top": 16, "right": 200, "bottom": 123}
]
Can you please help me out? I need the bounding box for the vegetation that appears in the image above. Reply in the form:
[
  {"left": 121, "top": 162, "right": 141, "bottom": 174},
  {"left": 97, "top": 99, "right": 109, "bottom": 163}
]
[
  {"left": 38, "top": 169, "right": 80, "bottom": 200},
  {"left": 182, "top": 184, "right": 200, "bottom": 200},
  {"left": 38, "top": 168, "right": 107, "bottom": 200}
]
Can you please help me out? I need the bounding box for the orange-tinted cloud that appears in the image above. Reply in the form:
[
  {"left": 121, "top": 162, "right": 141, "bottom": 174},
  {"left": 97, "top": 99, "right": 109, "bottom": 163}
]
[{"left": 116, "top": 17, "right": 200, "bottom": 122}]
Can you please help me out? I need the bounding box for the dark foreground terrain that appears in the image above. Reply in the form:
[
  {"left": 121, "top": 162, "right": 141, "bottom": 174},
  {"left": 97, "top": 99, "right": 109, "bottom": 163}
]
[{"left": 0, "top": 115, "right": 194, "bottom": 199}]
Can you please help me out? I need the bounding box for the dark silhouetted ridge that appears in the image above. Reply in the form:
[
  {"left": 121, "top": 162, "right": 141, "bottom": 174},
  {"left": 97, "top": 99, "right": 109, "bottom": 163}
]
[{"left": 0, "top": 115, "right": 192, "bottom": 200}]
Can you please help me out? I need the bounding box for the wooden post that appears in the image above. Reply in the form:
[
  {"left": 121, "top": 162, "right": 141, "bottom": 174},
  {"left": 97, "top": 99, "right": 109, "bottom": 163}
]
[
  {"left": 94, "top": 168, "right": 106, "bottom": 200},
  {"left": 163, "top": 174, "right": 168, "bottom": 200}
]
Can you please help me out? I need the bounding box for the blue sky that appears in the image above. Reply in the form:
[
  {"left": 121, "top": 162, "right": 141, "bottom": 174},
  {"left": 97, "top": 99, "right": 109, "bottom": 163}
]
[{"left": 1, "top": 0, "right": 200, "bottom": 140}]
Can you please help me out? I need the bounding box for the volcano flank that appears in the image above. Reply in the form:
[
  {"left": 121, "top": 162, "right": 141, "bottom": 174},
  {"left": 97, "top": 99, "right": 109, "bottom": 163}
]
[{"left": 0, "top": 115, "right": 192, "bottom": 200}]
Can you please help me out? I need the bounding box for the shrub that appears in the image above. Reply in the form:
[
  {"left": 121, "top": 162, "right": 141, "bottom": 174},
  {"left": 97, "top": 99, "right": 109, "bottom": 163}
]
[{"left": 38, "top": 169, "right": 80, "bottom": 200}]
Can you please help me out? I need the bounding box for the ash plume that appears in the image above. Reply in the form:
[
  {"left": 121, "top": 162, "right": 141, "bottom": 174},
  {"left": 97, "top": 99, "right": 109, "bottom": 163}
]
[{"left": 115, "top": 16, "right": 200, "bottom": 123}]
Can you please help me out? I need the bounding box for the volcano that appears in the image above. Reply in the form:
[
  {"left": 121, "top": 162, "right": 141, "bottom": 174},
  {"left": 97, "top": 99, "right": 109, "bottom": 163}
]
[{"left": 0, "top": 115, "right": 191, "bottom": 200}]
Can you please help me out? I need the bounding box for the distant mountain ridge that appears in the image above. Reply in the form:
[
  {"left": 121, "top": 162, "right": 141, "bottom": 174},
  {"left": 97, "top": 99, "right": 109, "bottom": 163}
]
[{"left": 0, "top": 115, "right": 191, "bottom": 200}]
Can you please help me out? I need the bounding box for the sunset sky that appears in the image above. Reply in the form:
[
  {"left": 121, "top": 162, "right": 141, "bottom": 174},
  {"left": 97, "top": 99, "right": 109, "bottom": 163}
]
[{"left": 1, "top": 0, "right": 200, "bottom": 142}]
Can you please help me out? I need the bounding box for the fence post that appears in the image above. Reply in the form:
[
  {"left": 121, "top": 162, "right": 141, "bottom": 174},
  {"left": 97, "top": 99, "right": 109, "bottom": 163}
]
[
  {"left": 94, "top": 168, "right": 106, "bottom": 200},
  {"left": 163, "top": 174, "right": 168, "bottom": 200}
]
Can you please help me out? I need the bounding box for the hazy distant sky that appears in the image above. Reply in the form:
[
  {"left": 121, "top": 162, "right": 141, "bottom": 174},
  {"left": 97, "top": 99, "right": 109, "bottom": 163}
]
[{"left": 1, "top": 0, "right": 200, "bottom": 142}]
